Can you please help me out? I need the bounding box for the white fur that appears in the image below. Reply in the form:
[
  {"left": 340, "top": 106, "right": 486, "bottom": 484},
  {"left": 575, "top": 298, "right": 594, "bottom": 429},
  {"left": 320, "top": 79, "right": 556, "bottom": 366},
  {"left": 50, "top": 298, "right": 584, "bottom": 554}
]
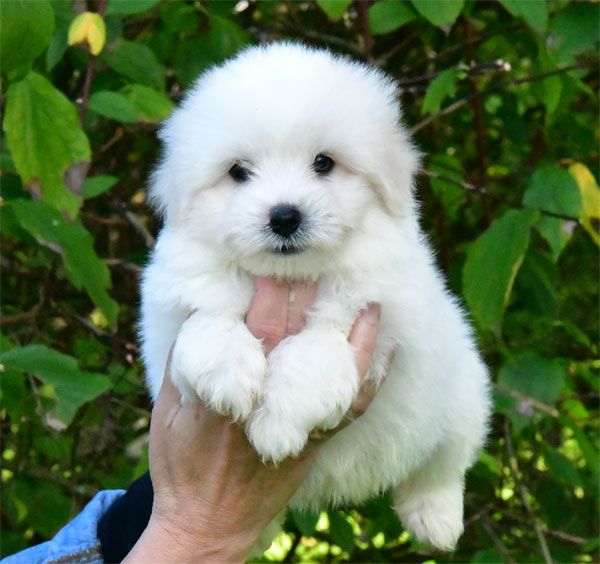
[{"left": 140, "top": 43, "right": 491, "bottom": 551}]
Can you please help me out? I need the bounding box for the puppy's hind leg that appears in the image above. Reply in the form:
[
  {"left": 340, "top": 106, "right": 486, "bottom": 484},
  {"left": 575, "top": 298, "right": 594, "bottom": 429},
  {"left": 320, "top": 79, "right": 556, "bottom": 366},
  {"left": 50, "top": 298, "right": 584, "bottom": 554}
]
[{"left": 393, "top": 441, "right": 468, "bottom": 551}]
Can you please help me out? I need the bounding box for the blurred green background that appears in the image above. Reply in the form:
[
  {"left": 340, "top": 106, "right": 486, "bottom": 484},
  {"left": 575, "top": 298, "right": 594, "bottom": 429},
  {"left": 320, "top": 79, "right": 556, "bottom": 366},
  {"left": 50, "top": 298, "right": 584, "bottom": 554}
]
[{"left": 1, "top": 0, "right": 598, "bottom": 561}]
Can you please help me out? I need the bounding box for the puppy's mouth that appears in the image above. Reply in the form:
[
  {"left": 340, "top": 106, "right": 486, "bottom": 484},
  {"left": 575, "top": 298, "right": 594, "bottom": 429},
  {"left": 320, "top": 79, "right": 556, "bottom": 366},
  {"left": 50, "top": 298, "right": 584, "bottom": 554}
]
[{"left": 269, "top": 244, "right": 306, "bottom": 256}]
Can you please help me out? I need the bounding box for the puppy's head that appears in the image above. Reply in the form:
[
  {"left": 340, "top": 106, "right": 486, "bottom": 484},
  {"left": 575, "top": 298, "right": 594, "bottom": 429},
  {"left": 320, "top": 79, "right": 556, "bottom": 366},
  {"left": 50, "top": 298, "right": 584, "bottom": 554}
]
[{"left": 152, "top": 43, "right": 419, "bottom": 278}]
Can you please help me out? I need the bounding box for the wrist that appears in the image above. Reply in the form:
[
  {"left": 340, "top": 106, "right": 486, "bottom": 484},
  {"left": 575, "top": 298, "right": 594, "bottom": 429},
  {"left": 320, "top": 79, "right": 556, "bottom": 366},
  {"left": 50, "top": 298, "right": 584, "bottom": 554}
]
[{"left": 124, "top": 514, "right": 257, "bottom": 563}]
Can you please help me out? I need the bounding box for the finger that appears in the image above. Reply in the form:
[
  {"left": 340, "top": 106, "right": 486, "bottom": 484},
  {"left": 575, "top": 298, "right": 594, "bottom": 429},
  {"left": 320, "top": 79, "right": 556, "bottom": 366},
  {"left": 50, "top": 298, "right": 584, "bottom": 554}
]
[
  {"left": 286, "top": 281, "right": 318, "bottom": 336},
  {"left": 348, "top": 303, "right": 381, "bottom": 381},
  {"left": 246, "top": 277, "right": 290, "bottom": 355}
]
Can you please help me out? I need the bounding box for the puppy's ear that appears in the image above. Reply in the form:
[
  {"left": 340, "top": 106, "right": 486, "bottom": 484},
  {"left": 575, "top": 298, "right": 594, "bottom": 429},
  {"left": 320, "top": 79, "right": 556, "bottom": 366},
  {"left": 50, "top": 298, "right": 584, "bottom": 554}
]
[
  {"left": 367, "top": 131, "right": 421, "bottom": 217},
  {"left": 148, "top": 157, "right": 177, "bottom": 221},
  {"left": 148, "top": 119, "right": 192, "bottom": 223}
]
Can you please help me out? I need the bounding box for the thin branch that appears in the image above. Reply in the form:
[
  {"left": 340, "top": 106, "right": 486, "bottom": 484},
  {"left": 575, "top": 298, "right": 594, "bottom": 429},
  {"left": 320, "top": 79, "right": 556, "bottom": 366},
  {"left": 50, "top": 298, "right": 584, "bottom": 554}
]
[
  {"left": 481, "top": 513, "right": 516, "bottom": 563},
  {"left": 504, "top": 419, "right": 553, "bottom": 564},
  {"left": 399, "top": 60, "right": 511, "bottom": 86},
  {"left": 1, "top": 308, "right": 40, "bottom": 326},
  {"left": 354, "top": 0, "right": 374, "bottom": 61},
  {"left": 112, "top": 203, "right": 155, "bottom": 250},
  {"left": 249, "top": 25, "right": 363, "bottom": 57},
  {"left": 79, "top": 65, "right": 95, "bottom": 123},
  {"left": 544, "top": 530, "right": 586, "bottom": 546},
  {"left": 510, "top": 61, "right": 596, "bottom": 86},
  {"left": 78, "top": 0, "right": 108, "bottom": 124},
  {"left": 464, "top": 16, "right": 487, "bottom": 187},
  {"left": 100, "top": 126, "right": 125, "bottom": 153},
  {"left": 105, "top": 258, "right": 143, "bottom": 274},
  {"left": 410, "top": 61, "right": 596, "bottom": 134},
  {"left": 419, "top": 169, "right": 580, "bottom": 222},
  {"left": 420, "top": 169, "right": 488, "bottom": 195},
  {"left": 411, "top": 97, "right": 470, "bottom": 133},
  {"left": 402, "top": 20, "right": 524, "bottom": 75},
  {"left": 507, "top": 510, "right": 588, "bottom": 545},
  {"left": 495, "top": 383, "right": 559, "bottom": 418},
  {"left": 375, "top": 32, "right": 418, "bottom": 66}
]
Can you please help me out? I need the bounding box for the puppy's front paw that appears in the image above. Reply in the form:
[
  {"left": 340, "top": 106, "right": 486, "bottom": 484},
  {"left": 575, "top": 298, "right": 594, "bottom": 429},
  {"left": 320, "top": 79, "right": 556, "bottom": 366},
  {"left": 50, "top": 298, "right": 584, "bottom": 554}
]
[
  {"left": 171, "top": 315, "right": 266, "bottom": 420},
  {"left": 246, "top": 328, "right": 359, "bottom": 462},
  {"left": 246, "top": 407, "right": 309, "bottom": 463}
]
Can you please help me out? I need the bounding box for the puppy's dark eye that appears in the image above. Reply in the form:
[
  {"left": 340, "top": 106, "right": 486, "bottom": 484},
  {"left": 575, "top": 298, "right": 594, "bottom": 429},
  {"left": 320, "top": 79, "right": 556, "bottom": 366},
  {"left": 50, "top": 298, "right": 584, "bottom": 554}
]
[
  {"left": 313, "top": 153, "right": 335, "bottom": 175},
  {"left": 229, "top": 163, "right": 251, "bottom": 183}
]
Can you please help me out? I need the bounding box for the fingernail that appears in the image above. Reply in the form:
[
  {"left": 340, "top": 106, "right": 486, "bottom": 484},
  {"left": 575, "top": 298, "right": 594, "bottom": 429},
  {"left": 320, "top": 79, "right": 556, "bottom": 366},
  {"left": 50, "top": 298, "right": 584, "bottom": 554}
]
[{"left": 363, "top": 302, "right": 381, "bottom": 323}]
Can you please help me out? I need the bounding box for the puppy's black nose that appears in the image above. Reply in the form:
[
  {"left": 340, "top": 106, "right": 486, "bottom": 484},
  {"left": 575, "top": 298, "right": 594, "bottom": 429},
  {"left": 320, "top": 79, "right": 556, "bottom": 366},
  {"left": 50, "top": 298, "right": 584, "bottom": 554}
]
[{"left": 269, "top": 205, "right": 302, "bottom": 237}]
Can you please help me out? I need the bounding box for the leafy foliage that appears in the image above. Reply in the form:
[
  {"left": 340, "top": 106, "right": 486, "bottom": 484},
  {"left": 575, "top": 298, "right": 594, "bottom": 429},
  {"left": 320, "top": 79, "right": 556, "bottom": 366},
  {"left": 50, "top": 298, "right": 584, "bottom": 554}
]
[{"left": 1, "top": 0, "right": 598, "bottom": 562}]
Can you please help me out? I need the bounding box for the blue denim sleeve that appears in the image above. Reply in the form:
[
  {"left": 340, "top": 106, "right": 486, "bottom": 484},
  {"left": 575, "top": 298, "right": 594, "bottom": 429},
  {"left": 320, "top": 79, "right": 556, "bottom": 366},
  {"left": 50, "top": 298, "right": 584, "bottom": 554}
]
[{"left": 2, "top": 490, "right": 125, "bottom": 564}]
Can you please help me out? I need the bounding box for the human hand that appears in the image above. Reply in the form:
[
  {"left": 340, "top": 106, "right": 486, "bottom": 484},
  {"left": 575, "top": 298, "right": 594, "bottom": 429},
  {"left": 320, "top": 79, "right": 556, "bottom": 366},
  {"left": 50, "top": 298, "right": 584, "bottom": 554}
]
[{"left": 124, "top": 278, "right": 383, "bottom": 563}]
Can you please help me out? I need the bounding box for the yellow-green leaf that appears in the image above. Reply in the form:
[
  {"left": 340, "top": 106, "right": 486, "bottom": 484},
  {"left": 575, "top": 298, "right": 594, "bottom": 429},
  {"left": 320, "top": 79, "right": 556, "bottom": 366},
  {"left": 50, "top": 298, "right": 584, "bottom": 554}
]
[
  {"left": 569, "top": 162, "right": 600, "bottom": 246},
  {"left": 3, "top": 72, "right": 90, "bottom": 217},
  {"left": 68, "top": 12, "right": 106, "bottom": 56}
]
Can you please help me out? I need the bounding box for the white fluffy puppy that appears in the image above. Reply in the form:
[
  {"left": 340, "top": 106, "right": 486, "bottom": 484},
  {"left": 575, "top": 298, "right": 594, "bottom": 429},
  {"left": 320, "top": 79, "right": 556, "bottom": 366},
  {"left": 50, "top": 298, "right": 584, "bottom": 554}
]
[{"left": 141, "top": 42, "right": 490, "bottom": 550}]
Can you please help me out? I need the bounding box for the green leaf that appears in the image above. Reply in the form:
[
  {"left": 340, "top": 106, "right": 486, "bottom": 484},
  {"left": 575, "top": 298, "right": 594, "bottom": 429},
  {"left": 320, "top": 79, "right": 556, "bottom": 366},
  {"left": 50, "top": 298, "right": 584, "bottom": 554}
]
[
  {"left": 3, "top": 72, "right": 90, "bottom": 217},
  {"left": 10, "top": 199, "right": 118, "bottom": 325},
  {"left": 422, "top": 68, "right": 458, "bottom": 115},
  {"left": 463, "top": 209, "right": 536, "bottom": 331},
  {"left": 89, "top": 86, "right": 172, "bottom": 123},
  {"left": 174, "top": 16, "right": 250, "bottom": 87},
  {"left": 535, "top": 216, "right": 572, "bottom": 262},
  {"left": 83, "top": 175, "right": 119, "bottom": 199},
  {"left": 328, "top": 511, "right": 355, "bottom": 552},
  {"left": 548, "top": 3, "right": 599, "bottom": 65},
  {"left": 160, "top": 1, "right": 199, "bottom": 34},
  {"left": 103, "top": 39, "right": 165, "bottom": 90},
  {"left": 88, "top": 90, "right": 141, "bottom": 123},
  {"left": 120, "top": 84, "right": 174, "bottom": 121},
  {"left": 411, "top": 0, "right": 464, "bottom": 29},
  {"left": 105, "top": 0, "right": 160, "bottom": 15},
  {"left": 290, "top": 508, "right": 320, "bottom": 537},
  {"left": 515, "top": 250, "right": 558, "bottom": 317},
  {"left": 368, "top": 1, "right": 416, "bottom": 35},
  {"left": 0, "top": 0, "right": 55, "bottom": 77},
  {"left": 33, "top": 435, "right": 73, "bottom": 461},
  {"left": 498, "top": 0, "right": 548, "bottom": 33},
  {"left": 531, "top": 73, "right": 562, "bottom": 116},
  {"left": 0, "top": 344, "right": 112, "bottom": 425},
  {"left": 471, "top": 549, "right": 503, "bottom": 563},
  {"left": 46, "top": 18, "right": 70, "bottom": 72},
  {"left": 523, "top": 164, "right": 582, "bottom": 218},
  {"left": 316, "top": 0, "right": 352, "bottom": 21},
  {"left": 7, "top": 478, "right": 71, "bottom": 538},
  {"left": 498, "top": 352, "right": 565, "bottom": 404},
  {"left": 544, "top": 449, "right": 583, "bottom": 488},
  {"left": 583, "top": 537, "right": 600, "bottom": 554}
]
